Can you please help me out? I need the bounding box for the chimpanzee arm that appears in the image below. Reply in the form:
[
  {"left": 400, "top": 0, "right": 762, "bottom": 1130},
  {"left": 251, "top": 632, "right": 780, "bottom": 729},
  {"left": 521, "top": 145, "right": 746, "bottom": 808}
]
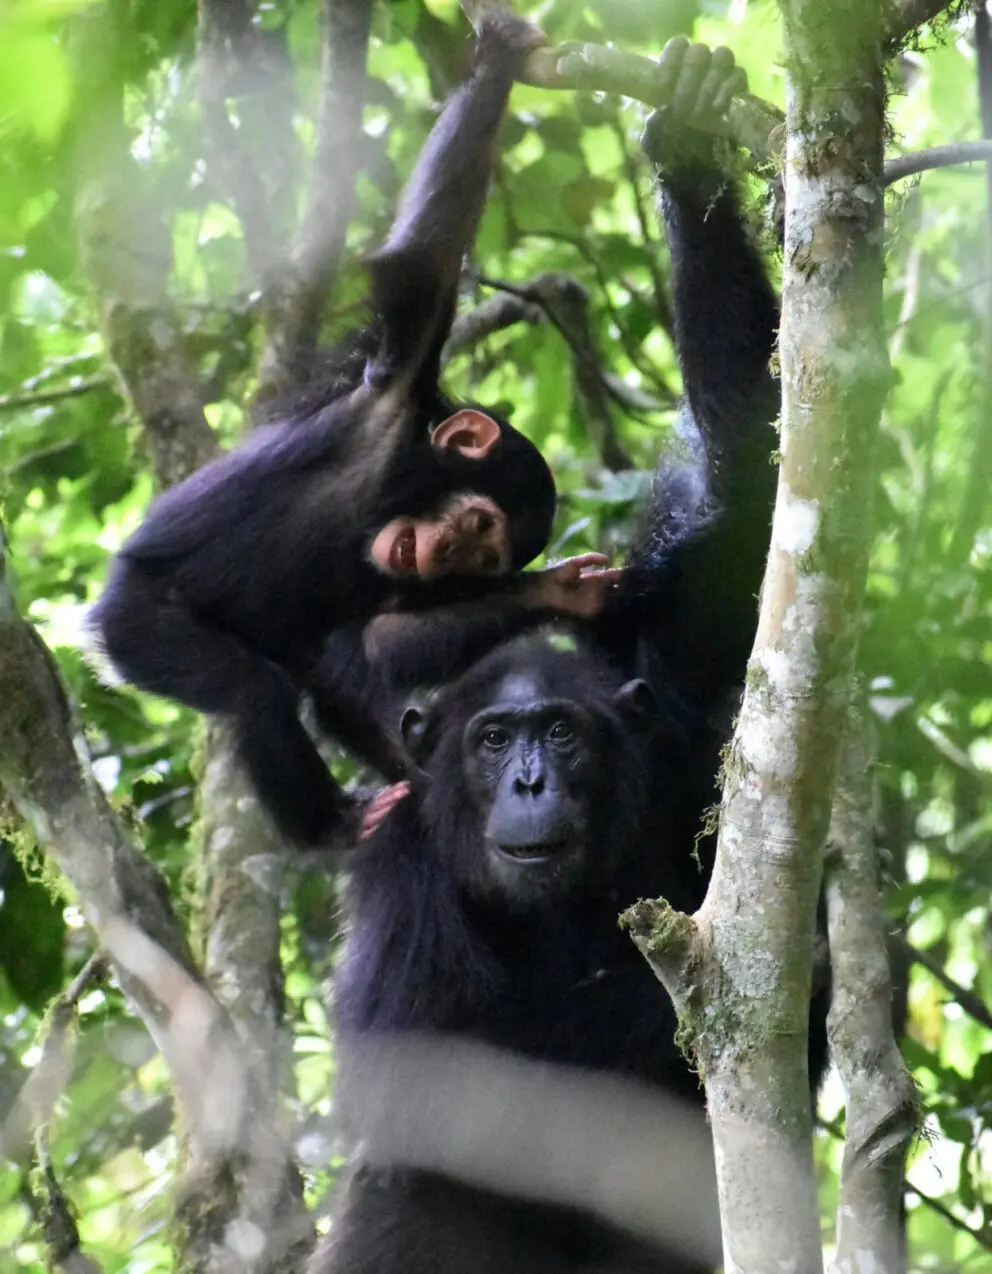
[
  {"left": 310, "top": 558, "right": 619, "bottom": 708},
  {"left": 646, "top": 42, "right": 779, "bottom": 505},
  {"left": 610, "top": 41, "right": 780, "bottom": 711},
  {"left": 367, "top": 9, "right": 545, "bottom": 396}
]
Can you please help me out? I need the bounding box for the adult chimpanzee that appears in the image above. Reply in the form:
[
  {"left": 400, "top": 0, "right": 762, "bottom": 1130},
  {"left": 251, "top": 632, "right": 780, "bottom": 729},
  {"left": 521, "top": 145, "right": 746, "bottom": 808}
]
[
  {"left": 312, "top": 39, "right": 830, "bottom": 1274},
  {"left": 87, "top": 8, "right": 619, "bottom": 849}
]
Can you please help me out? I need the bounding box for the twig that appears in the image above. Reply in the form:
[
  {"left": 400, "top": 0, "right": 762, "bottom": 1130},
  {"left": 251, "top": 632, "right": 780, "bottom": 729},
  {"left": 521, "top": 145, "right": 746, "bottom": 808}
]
[
  {"left": 904, "top": 1182, "right": 992, "bottom": 1248},
  {"left": 1, "top": 955, "right": 107, "bottom": 1161},
  {"left": 895, "top": 935, "right": 992, "bottom": 1031},
  {"left": 0, "top": 377, "right": 110, "bottom": 413},
  {"left": 519, "top": 229, "right": 676, "bottom": 393},
  {"left": 477, "top": 274, "right": 667, "bottom": 420},
  {"left": 34, "top": 1124, "right": 103, "bottom": 1274},
  {"left": 443, "top": 291, "right": 546, "bottom": 362}
]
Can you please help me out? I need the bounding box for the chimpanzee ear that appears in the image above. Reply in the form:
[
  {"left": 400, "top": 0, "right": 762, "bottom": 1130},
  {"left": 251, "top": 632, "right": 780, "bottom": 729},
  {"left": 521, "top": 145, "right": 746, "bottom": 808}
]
[
  {"left": 400, "top": 706, "right": 429, "bottom": 762},
  {"left": 431, "top": 409, "right": 501, "bottom": 459},
  {"left": 615, "top": 679, "right": 657, "bottom": 719}
]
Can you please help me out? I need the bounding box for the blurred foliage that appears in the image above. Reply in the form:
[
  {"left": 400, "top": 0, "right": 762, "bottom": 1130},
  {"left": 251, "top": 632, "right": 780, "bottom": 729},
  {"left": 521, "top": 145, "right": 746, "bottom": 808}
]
[{"left": 0, "top": 0, "right": 990, "bottom": 1270}]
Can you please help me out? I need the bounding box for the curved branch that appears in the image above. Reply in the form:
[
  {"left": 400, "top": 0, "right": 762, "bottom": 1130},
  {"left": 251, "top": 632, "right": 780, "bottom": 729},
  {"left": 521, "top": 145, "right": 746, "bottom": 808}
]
[{"left": 883, "top": 140, "right": 992, "bottom": 184}]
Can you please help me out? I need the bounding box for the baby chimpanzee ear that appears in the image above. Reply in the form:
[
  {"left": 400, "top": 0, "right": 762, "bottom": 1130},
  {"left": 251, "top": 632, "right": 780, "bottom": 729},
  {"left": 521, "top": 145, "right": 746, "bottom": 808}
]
[
  {"left": 615, "top": 679, "right": 657, "bottom": 720},
  {"left": 431, "top": 409, "right": 501, "bottom": 459}
]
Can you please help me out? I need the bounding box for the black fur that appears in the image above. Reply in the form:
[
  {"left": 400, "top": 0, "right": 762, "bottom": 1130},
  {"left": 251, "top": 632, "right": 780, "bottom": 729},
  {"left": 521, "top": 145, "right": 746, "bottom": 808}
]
[
  {"left": 87, "top": 11, "right": 557, "bottom": 848},
  {"left": 313, "top": 48, "right": 828, "bottom": 1274}
]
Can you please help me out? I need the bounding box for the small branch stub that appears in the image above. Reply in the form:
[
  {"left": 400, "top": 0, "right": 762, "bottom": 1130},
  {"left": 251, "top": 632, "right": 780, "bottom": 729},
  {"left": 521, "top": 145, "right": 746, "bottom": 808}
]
[{"left": 620, "top": 898, "right": 700, "bottom": 1012}]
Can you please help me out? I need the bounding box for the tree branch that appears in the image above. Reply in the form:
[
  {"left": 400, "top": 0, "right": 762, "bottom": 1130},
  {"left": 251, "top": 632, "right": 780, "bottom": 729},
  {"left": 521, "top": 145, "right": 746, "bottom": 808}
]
[
  {"left": 825, "top": 699, "right": 918, "bottom": 1273},
  {"left": 0, "top": 377, "right": 110, "bottom": 413},
  {"left": 196, "top": 0, "right": 284, "bottom": 297},
  {"left": 465, "top": 3, "right": 979, "bottom": 189},
  {"left": 71, "top": 10, "right": 217, "bottom": 488},
  {"left": 443, "top": 291, "right": 546, "bottom": 362},
  {"left": 0, "top": 532, "right": 313, "bottom": 1267},
  {"left": 883, "top": 0, "right": 960, "bottom": 46},
  {"left": 896, "top": 935, "right": 992, "bottom": 1031},
  {"left": 265, "top": 0, "right": 374, "bottom": 389},
  {"left": 884, "top": 139, "right": 992, "bottom": 183}
]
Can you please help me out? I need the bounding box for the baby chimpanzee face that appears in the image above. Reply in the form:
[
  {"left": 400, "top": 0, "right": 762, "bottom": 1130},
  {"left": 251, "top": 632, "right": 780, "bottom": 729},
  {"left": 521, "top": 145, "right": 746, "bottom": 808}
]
[{"left": 369, "top": 493, "right": 510, "bottom": 580}]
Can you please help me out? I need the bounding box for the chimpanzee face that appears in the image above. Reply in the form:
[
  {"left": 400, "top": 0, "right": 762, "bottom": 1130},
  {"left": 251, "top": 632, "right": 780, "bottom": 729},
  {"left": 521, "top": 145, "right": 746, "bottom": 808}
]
[
  {"left": 369, "top": 493, "right": 510, "bottom": 580},
  {"left": 403, "top": 651, "right": 657, "bottom": 912},
  {"left": 460, "top": 672, "right": 599, "bottom": 906}
]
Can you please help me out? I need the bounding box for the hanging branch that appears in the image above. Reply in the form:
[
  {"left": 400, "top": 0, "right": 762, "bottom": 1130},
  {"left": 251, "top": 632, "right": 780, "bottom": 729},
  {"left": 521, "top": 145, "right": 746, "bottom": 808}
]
[{"left": 462, "top": 2, "right": 989, "bottom": 186}]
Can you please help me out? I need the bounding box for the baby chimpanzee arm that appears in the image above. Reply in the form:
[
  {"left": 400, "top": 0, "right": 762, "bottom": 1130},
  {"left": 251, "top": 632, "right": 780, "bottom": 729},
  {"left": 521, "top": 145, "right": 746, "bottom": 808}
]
[
  {"left": 355, "top": 556, "right": 621, "bottom": 696},
  {"left": 367, "top": 9, "right": 546, "bottom": 394}
]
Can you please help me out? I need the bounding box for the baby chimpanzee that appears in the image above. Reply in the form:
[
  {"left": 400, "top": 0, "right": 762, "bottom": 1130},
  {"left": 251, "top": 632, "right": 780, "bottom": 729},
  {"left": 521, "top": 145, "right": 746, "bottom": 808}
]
[{"left": 88, "top": 8, "right": 618, "bottom": 848}]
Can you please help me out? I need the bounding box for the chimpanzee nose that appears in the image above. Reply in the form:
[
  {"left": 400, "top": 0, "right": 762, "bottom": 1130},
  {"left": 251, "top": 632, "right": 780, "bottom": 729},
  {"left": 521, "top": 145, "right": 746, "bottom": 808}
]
[{"left": 513, "top": 771, "right": 545, "bottom": 797}]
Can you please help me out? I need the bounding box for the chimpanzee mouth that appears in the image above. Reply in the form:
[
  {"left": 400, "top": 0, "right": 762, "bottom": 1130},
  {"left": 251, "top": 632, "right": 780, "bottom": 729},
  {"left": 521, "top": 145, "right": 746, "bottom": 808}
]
[
  {"left": 497, "top": 839, "right": 569, "bottom": 863},
  {"left": 390, "top": 526, "right": 418, "bottom": 575}
]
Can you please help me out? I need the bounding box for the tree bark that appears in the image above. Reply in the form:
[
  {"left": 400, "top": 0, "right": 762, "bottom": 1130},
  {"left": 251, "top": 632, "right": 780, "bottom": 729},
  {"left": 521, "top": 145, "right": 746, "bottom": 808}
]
[
  {"left": 625, "top": 1, "right": 892, "bottom": 1270},
  {"left": 825, "top": 697, "right": 918, "bottom": 1274}
]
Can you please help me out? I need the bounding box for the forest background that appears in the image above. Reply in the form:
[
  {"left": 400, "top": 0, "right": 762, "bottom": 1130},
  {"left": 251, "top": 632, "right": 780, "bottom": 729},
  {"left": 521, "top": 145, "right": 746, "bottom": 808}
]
[{"left": 0, "top": 0, "right": 989, "bottom": 1270}]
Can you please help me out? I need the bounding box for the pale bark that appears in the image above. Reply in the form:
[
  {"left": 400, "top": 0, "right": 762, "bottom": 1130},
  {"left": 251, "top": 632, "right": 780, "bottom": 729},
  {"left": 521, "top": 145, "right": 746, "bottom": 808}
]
[
  {"left": 625, "top": 0, "right": 893, "bottom": 1269},
  {"left": 0, "top": 546, "right": 313, "bottom": 1272},
  {"left": 825, "top": 700, "right": 918, "bottom": 1274}
]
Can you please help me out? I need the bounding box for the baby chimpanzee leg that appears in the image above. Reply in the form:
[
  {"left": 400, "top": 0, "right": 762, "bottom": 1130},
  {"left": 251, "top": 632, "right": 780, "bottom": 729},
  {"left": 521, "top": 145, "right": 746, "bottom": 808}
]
[{"left": 94, "top": 559, "right": 348, "bottom": 844}]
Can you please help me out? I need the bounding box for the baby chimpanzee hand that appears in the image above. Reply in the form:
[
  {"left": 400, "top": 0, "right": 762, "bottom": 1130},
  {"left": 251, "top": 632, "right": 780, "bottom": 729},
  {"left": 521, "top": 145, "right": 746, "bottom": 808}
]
[
  {"left": 476, "top": 5, "right": 547, "bottom": 76},
  {"left": 358, "top": 782, "right": 411, "bottom": 841},
  {"left": 531, "top": 553, "right": 623, "bottom": 619},
  {"left": 641, "top": 39, "right": 748, "bottom": 175}
]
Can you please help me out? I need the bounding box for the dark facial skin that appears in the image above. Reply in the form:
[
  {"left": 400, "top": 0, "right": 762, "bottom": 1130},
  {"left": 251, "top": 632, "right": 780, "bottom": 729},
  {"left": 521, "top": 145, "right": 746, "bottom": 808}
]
[
  {"left": 369, "top": 493, "right": 510, "bottom": 580},
  {"left": 461, "top": 673, "right": 595, "bottom": 904}
]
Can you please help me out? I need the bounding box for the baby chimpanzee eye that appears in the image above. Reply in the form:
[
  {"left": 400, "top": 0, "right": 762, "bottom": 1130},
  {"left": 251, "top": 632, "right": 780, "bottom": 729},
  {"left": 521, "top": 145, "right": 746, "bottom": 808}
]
[
  {"left": 476, "top": 511, "right": 494, "bottom": 534},
  {"left": 548, "top": 721, "right": 573, "bottom": 742}
]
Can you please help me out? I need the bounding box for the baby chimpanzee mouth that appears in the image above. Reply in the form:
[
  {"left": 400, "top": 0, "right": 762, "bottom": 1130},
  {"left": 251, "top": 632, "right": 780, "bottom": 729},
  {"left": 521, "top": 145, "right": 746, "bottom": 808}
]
[
  {"left": 391, "top": 526, "right": 418, "bottom": 575},
  {"left": 497, "top": 839, "right": 568, "bottom": 862}
]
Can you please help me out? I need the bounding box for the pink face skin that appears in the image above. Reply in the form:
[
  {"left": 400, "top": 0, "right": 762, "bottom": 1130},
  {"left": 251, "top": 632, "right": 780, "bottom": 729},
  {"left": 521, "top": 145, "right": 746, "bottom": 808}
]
[{"left": 370, "top": 494, "right": 510, "bottom": 580}]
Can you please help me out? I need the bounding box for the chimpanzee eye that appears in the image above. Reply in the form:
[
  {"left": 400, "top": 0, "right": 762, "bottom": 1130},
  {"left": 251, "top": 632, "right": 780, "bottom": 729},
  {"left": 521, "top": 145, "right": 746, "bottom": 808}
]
[
  {"left": 481, "top": 725, "right": 509, "bottom": 750},
  {"left": 476, "top": 512, "right": 494, "bottom": 534},
  {"left": 548, "top": 721, "right": 573, "bottom": 743}
]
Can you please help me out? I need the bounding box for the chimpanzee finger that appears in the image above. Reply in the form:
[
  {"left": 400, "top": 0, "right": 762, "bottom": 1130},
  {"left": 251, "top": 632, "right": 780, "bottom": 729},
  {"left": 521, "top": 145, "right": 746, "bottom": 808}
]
[
  {"left": 562, "top": 552, "right": 610, "bottom": 570},
  {"left": 653, "top": 35, "right": 689, "bottom": 104},
  {"left": 578, "top": 566, "right": 624, "bottom": 584},
  {"left": 692, "top": 46, "right": 737, "bottom": 124},
  {"left": 672, "top": 43, "right": 712, "bottom": 120},
  {"left": 710, "top": 62, "right": 748, "bottom": 116}
]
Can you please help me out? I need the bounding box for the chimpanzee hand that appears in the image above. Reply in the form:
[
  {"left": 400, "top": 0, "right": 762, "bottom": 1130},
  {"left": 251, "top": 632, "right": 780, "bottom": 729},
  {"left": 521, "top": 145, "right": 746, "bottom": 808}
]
[
  {"left": 476, "top": 5, "right": 547, "bottom": 78},
  {"left": 641, "top": 39, "right": 748, "bottom": 176},
  {"left": 530, "top": 553, "right": 623, "bottom": 619},
  {"left": 359, "top": 782, "right": 411, "bottom": 841}
]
